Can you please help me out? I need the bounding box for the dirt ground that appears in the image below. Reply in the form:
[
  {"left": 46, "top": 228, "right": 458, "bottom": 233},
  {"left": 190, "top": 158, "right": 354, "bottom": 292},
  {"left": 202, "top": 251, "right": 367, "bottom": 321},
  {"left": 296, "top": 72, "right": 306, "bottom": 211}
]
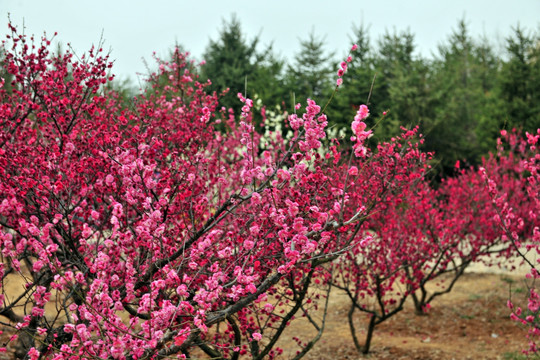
[
  {"left": 277, "top": 272, "right": 531, "bottom": 360},
  {"left": 0, "top": 271, "right": 532, "bottom": 359}
]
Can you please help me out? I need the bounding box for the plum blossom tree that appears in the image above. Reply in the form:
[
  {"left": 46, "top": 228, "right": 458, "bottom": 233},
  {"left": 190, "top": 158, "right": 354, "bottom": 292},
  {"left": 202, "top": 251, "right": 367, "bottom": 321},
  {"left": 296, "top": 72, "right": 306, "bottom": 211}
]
[
  {"left": 404, "top": 155, "right": 531, "bottom": 316},
  {"left": 0, "top": 23, "right": 435, "bottom": 360},
  {"left": 331, "top": 127, "right": 536, "bottom": 355},
  {"left": 482, "top": 129, "right": 540, "bottom": 354},
  {"left": 330, "top": 127, "right": 432, "bottom": 354}
]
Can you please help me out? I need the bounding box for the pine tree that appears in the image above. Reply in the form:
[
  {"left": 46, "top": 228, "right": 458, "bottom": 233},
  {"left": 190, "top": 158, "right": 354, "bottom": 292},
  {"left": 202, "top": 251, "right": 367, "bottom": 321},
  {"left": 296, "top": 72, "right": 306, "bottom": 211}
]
[
  {"left": 375, "top": 29, "right": 429, "bottom": 140},
  {"left": 498, "top": 26, "right": 540, "bottom": 132},
  {"left": 286, "top": 31, "right": 334, "bottom": 104},
  {"left": 425, "top": 19, "right": 498, "bottom": 175},
  {"left": 201, "top": 14, "right": 284, "bottom": 117}
]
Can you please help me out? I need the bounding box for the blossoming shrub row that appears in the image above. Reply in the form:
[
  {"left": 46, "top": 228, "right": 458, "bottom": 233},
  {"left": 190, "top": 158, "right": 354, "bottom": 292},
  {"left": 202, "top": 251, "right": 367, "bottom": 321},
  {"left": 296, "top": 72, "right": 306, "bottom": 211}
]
[{"left": 0, "top": 23, "right": 538, "bottom": 359}]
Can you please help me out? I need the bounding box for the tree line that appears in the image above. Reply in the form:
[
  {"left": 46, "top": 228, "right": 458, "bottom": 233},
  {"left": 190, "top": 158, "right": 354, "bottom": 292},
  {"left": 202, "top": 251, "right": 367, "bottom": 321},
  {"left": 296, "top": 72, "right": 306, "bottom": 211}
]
[{"left": 196, "top": 16, "right": 540, "bottom": 177}]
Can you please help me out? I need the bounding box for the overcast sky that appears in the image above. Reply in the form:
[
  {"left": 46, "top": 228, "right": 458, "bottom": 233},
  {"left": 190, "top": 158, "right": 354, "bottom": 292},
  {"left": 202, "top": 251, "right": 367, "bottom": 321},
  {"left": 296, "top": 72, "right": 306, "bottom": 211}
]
[{"left": 3, "top": 1, "right": 540, "bottom": 82}]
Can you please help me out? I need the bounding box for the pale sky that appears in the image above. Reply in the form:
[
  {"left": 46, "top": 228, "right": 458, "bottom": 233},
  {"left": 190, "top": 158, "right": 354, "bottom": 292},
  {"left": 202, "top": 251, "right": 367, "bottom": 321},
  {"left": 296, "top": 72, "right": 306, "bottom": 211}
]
[{"left": 3, "top": 1, "right": 539, "bottom": 83}]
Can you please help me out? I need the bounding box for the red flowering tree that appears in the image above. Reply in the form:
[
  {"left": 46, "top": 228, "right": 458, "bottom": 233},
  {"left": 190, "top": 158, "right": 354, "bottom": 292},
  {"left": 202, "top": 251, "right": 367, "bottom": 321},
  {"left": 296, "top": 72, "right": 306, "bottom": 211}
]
[
  {"left": 383, "top": 129, "right": 535, "bottom": 319},
  {"left": 0, "top": 24, "right": 430, "bottom": 360},
  {"left": 330, "top": 126, "right": 536, "bottom": 354},
  {"left": 483, "top": 130, "right": 540, "bottom": 354},
  {"left": 406, "top": 156, "right": 529, "bottom": 316},
  {"left": 330, "top": 127, "right": 433, "bottom": 354}
]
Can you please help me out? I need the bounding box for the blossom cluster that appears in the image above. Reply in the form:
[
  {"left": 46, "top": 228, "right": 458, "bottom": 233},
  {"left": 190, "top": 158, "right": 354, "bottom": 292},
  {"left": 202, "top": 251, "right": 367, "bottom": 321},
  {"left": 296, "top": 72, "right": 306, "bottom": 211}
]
[
  {"left": 0, "top": 22, "right": 538, "bottom": 359},
  {"left": 335, "top": 44, "right": 357, "bottom": 87}
]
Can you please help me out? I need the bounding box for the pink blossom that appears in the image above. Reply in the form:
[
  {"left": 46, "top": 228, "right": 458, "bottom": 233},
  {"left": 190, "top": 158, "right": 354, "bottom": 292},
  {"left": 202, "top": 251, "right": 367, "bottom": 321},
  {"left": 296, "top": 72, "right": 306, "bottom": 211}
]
[
  {"left": 359, "top": 235, "right": 372, "bottom": 247},
  {"left": 264, "top": 303, "right": 274, "bottom": 313},
  {"left": 174, "top": 328, "right": 190, "bottom": 346},
  {"left": 252, "top": 332, "right": 262, "bottom": 341},
  {"left": 63, "top": 324, "right": 75, "bottom": 333},
  {"left": 90, "top": 210, "right": 100, "bottom": 220},
  {"left": 251, "top": 192, "right": 262, "bottom": 205},
  {"left": 105, "top": 174, "right": 115, "bottom": 187},
  {"left": 249, "top": 224, "right": 260, "bottom": 235},
  {"left": 277, "top": 169, "right": 291, "bottom": 182},
  {"left": 28, "top": 347, "right": 40, "bottom": 360},
  {"left": 355, "top": 104, "right": 369, "bottom": 121},
  {"left": 351, "top": 120, "right": 368, "bottom": 137},
  {"left": 333, "top": 201, "right": 341, "bottom": 214},
  {"left": 288, "top": 114, "right": 303, "bottom": 130},
  {"left": 348, "top": 166, "right": 358, "bottom": 176},
  {"left": 32, "top": 260, "right": 44, "bottom": 272},
  {"left": 31, "top": 307, "right": 44, "bottom": 317},
  {"left": 246, "top": 283, "right": 257, "bottom": 293}
]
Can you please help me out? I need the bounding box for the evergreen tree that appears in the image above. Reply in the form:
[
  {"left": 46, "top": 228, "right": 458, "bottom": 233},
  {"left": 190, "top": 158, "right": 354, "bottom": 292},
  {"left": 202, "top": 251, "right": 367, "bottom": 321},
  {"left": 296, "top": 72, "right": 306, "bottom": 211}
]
[
  {"left": 375, "top": 29, "right": 429, "bottom": 140},
  {"left": 286, "top": 31, "right": 334, "bottom": 104},
  {"left": 327, "top": 26, "right": 431, "bottom": 146},
  {"left": 424, "top": 19, "right": 498, "bottom": 175},
  {"left": 474, "top": 34, "right": 506, "bottom": 155},
  {"left": 498, "top": 26, "right": 540, "bottom": 132},
  {"left": 201, "top": 14, "right": 285, "bottom": 117}
]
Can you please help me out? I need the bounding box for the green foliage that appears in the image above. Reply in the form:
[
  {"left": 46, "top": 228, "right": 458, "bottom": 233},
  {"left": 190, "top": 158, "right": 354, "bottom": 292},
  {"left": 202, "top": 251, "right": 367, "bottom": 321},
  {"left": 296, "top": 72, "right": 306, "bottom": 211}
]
[
  {"left": 200, "top": 14, "right": 286, "bottom": 117},
  {"left": 285, "top": 30, "right": 334, "bottom": 104},
  {"left": 423, "top": 20, "right": 500, "bottom": 175},
  {"left": 375, "top": 29, "right": 431, "bottom": 140},
  {"left": 498, "top": 26, "right": 540, "bottom": 132},
  {"left": 326, "top": 26, "right": 432, "bottom": 146},
  {"left": 502, "top": 352, "right": 528, "bottom": 360}
]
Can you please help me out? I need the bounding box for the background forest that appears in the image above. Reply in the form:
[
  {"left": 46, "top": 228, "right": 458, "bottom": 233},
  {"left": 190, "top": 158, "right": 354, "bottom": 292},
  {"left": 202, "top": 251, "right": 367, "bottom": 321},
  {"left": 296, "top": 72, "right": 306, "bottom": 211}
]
[{"left": 160, "top": 17, "right": 540, "bottom": 178}]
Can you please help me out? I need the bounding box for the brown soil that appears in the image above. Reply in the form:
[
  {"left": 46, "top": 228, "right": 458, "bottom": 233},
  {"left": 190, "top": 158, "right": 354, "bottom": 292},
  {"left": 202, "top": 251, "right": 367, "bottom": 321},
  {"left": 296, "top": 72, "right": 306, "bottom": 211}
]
[{"left": 277, "top": 272, "right": 530, "bottom": 360}]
